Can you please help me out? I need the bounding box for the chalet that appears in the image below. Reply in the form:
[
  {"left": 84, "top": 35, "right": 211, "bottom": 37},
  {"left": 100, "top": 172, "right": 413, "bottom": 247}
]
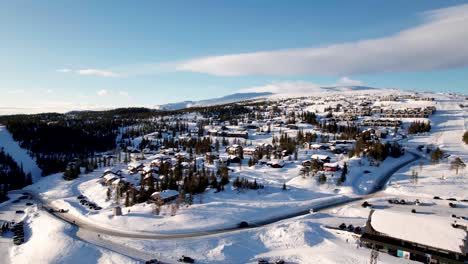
[
  {"left": 102, "top": 168, "right": 122, "bottom": 177},
  {"left": 361, "top": 210, "right": 467, "bottom": 263},
  {"left": 102, "top": 174, "right": 120, "bottom": 185},
  {"left": 150, "top": 190, "right": 180, "bottom": 204},
  {"left": 311, "top": 154, "right": 331, "bottom": 163},
  {"left": 227, "top": 145, "right": 243, "bottom": 156},
  {"left": 128, "top": 161, "right": 144, "bottom": 174},
  {"left": 323, "top": 163, "right": 339, "bottom": 172},
  {"left": 227, "top": 155, "right": 242, "bottom": 163},
  {"left": 267, "top": 159, "right": 285, "bottom": 168},
  {"left": 243, "top": 146, "right": 257, "bottom": 156}
]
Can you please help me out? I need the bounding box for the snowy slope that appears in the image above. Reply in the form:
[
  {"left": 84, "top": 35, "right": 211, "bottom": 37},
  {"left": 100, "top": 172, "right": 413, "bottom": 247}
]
[
  {"left": 9, "top": 206, "right": 138, "bottom": 264},
  {"left": 0, "top": 125, "right": 42, "bottom": 182},
  {"left": 155, "top": 92, "right": 273, "bottom": 110}
]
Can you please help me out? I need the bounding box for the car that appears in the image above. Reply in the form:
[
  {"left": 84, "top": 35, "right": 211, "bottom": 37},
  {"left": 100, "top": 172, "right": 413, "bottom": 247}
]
[
  {"left": 95, "top": 206, "right": 102, "bottom": 210},
  {"left": 26, "top": 202, "right": 33, "bottom": 206},
  {"left": 449, "top": 203, "right": 457, "bottom": 208},
  {"left": 354, "top": 226, "right": 362, "bottom": 234},
  {"left": 178, "top": 255, "right": 195, "bottom": 263},
  {"left": 363, "top": 170, "right": 371, "bottom": 174},
  {"left": 361, "top": 201, "right": 371, "bottom": 208},
  {"left": 15, "top": 210, "right": 25, "bottom": 214},
  {"left": 49, "top": 208, "right": 55, "bottom": 213},
  {"left": 347, "top": 224, "right": 354, "bottom": 231},
  {"left": 145, "top": 259, "right": 161, "bottom": 264},
  {"left": 339, "top": 223, "right": 347, "bottom": 230},
  {"left": 461, "top": 199, "right": 468, "bottom": 203},
  {"left": 275, "top": 260, "right": 285, "bottom": 264},
  {"left": 411, "top": 209, "right": 417, "bottom": 213},
  {"left": 238, "top": 221, "right": 249, "bottom": 228},
  {"left": 77, "top": 195, "right": 86, "bottom": 200},
  {"left": 447, "top": 198, "right": 457, "bottom": 201},
  {"left": 257, "top": 260, "right": 269, "bottom": 264},
  {"left": 433, "top": 196, "right": 442, "bottom": 200}
]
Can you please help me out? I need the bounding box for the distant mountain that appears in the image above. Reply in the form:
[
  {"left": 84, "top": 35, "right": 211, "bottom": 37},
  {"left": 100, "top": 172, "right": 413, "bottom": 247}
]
[{"left": 154, "top": 92, "right": 273, "bottom": 110}]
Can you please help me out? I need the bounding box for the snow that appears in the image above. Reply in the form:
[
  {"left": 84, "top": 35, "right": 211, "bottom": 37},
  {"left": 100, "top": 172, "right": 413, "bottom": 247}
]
[
  {"left": 370, "top": 209, "right": 466, "bottom": 254},
  {"left": 0, "top": 125, "right": 42, "bottom": 182}
]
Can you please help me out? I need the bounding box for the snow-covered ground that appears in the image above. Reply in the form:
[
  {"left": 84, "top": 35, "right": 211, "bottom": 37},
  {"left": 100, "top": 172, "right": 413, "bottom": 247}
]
[
  {"left": 387, "top": 93, "right": 468, "bottom": 198},
  {"left": 0, "top": 194, "right": 138, "bottom": 264}
]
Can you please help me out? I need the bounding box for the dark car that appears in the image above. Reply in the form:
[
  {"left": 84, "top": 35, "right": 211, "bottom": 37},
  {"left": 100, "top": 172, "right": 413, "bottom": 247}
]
[
  {"left": 145, "top": 259, "right": 161, "bottom": 264},
  {"left": 339, "top": 223, "right": 347, "bottom": 230},
  {"left": 178, "top": 255, "right": 195, "bottom": 263},
  {"left": 26, "top": 202, "right": 33, "bottom": 206},
  {"left": 15, "top": 210, "right": 25, "bottom": 214},
  {"left": 238, "top": 221, "right": 249, "bottom": 228},
  {"left": 258, "top": 260, "right": 269, "bottom": 264},
  {"left": 433, "top": 196, "right": 442, "bottom": 200},
  {"left": 77, "top": 195, "right": 86, "bottom": 200},
  {"left": 361, "top": 201, "right": 371, "bottom": 208},
  {"left": 447, "top": 198, "right": 457, "bottom": 201},
  {"left": 449, "top": 202, "right": 457, "bottom": 208}
]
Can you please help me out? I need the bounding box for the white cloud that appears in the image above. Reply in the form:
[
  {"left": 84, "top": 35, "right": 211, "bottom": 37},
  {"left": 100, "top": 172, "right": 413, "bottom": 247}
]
[
  {"left": 118, "top": 91, "right": 131, "bottom": 98},
  {"left": 240, "top": 81, "right": 322, "bottom": 95},
  {"left": 239, "top": 77, "right": 369, "bottom": 95},
  {"left": 178, "top": 4, "right": 468, "bottom": 76},
  {"left": 335, "top": 76, "right": 363, "bottom": 86},
  {"left": 97, "top": 89, "right": 110, "bottom": 96},
  {"left": 77, "top": 69, "right": 120, "bottom": 77},
  {"left": 56, "top": 68, "right": 72, "bottom": 73},
  {"left": 46, "top": 89, "right": 54, "bottom": 94}
]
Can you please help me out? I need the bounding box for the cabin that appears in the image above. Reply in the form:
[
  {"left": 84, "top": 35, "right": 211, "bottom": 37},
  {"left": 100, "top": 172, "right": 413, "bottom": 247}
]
[
  {"left": 227, "top": 145, "right": 243, "bottom": 156},
  {"left": 150, "top": 190, "right": 180, "bottom": 204},
  {"left": 243, "top": 147, "right": 257, "bottom": 156},
  {"left": 227, "top": 155, "right": 242, "bottom": 163},
  {"left": 311, "top": 154, "right": 331, "bottom": 163},
  {"left": 267, "top": 159, "right": 285, "bottom": 168},
  {"left": 323, "top": 163, "right": 339, "bottom": 172},
  {"left": 361, "top": 210, "right": 467, "bottom": 263}
]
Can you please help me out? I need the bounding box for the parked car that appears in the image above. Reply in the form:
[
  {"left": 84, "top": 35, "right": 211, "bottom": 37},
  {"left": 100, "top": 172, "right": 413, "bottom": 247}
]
[
  {"left": 178, "top": 255, "right": 195, "bottom": 263},
  {"left": 238, "top": 221, "right": 249, "bottom": 228},
  {"left": 433, "top": 196, "right": 442, "bottom": 200},
  {"left": 145, "top": 259, "right": 161, "bottom": 264},
  {"left": 26, "top": 202, "right": 33, "bottom": 206},
  {"left": 15, "top": 210, "right": 25, "bottom": 214},
  {"left": 258, "top": 260, "right": 269, "bottom": 264},
  {"left": 77, "top": 195, "right": 86, "bottom": 200},
  {"left": 447, "top": 198, "right": 457, "bottom": 201},
  {"left": 361, "top": 201, "right": 371, "bottom": 208},
  {"left": 449, "top": 202, "right": 457, "bottom": 208}
]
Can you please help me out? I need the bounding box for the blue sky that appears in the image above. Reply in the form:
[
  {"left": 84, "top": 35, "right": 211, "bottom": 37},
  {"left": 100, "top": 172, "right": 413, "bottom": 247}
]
[{"left": 0, "top": 0, "right": 467, "bottom": 114}]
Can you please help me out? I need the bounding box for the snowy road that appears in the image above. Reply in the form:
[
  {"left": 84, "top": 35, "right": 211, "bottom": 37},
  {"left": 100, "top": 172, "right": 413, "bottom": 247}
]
[{"left": 32, "top": 150, "right": 421, "bottom": 241}]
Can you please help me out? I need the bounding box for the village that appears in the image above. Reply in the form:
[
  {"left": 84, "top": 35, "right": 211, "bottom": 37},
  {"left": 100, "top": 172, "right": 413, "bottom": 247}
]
[{"left": 1, "top": 89, "right": 467, "bottom": 264}]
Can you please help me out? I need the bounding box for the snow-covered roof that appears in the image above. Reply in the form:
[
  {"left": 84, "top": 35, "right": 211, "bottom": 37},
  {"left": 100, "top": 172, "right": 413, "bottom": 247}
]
[
  {"left": 151, "top": 189, "right": 179, "bottom": 199},
  {"left": 323, "top": 162, "right": 339, "bottom": 168},
  {"left": 311, "top": 154, "right": 330, "bottom": 160},
  {"left": 370, "top": 210, "right": 467, "bottom": 254}
]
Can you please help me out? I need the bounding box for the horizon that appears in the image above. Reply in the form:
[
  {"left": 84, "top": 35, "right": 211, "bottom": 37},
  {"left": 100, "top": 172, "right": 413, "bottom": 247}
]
[{"left": 1, "top": 1, "right": 468, "bottom": 115}]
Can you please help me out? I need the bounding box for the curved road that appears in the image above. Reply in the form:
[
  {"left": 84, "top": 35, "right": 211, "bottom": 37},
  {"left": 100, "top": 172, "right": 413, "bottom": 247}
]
[{"left": 35, "top": 151, "right": 421, "bottom": 240}]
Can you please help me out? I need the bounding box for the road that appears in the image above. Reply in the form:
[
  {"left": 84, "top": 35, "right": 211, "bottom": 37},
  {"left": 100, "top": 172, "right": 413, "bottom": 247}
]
[
  {"left": 35, "top": 151, "right": 422, "bottom": 240},
  {"left": 20, "top": 150, "right": 422, "bottom": 263}
]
